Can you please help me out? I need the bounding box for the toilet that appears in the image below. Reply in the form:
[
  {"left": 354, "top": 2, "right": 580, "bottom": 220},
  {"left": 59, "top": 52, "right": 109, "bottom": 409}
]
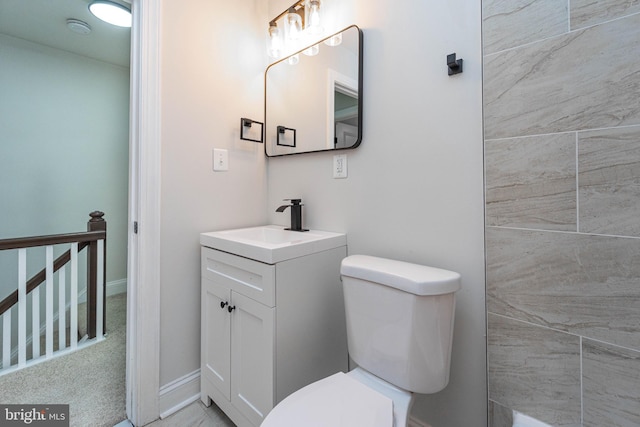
[{"left": 261, "top": 254, "right": 461, "bottom": 427}]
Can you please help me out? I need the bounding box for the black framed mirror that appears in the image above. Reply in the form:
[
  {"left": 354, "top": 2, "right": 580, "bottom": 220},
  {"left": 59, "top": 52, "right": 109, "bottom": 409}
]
[{"left": 265, "top": 25, "right": 363, "bottom": 157}]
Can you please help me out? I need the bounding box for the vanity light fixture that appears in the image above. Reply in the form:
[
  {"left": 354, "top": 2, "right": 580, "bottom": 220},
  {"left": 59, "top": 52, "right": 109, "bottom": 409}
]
[
  {"left": 267, "top": 0, "right": 323, "bottom": 60},
  {"left": 89, "top": 1, "right": 132, "bottom": 28}
]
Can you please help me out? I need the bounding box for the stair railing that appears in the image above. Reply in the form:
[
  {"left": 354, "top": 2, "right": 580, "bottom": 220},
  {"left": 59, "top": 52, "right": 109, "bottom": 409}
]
[{"left": 0, "top": 211, "right": 107, "bottom": 373}]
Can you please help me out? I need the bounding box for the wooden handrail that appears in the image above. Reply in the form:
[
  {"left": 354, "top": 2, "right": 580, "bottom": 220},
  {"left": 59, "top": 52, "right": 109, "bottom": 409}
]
[
  {"left": 0, "top": 241, "right": 91, "bottom": 316},
  {"left": 0, "top": 231, "right": 105, "bottom": 251}
]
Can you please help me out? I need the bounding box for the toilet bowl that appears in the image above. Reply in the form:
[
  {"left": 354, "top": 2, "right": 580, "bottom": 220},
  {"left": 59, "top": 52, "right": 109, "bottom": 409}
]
[
  {"left": 261, "top": 255, "right": 460, "bottom": 427},
  {"left": 261, "top": 369, "right": 395, "bottom": 427}
]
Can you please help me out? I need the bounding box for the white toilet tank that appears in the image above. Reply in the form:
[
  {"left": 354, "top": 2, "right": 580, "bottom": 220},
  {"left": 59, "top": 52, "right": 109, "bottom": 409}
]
[{"left": 340, "top": 255, "right": 461, "bottom": 394}]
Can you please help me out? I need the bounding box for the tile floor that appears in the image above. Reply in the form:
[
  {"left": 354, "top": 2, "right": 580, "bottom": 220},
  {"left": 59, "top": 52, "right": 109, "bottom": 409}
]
[{"left": 144, "top": 401, "right": 235, "bottom": 427}]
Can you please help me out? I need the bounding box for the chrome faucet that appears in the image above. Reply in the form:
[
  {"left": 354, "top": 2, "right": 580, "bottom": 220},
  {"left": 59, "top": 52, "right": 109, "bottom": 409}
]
[{"left": 276, "top": 199, "right": 308, "bottom": 232}]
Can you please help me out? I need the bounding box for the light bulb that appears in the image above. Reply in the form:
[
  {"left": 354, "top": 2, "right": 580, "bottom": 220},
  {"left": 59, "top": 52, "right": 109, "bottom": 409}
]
[
  {"left": 308, "top": 0, "right": 322, "bottom": 34},
  {"left": 268, "top": 24, "right": 281, "bottom": 58},
  {"left": 286, "top": 8, "right": 302, "bottom": 41}
]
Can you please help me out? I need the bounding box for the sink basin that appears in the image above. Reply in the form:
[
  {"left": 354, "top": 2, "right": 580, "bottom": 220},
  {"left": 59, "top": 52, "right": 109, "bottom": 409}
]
[{"left": 200, "top": 225, "right": 347, "bottom": 264}]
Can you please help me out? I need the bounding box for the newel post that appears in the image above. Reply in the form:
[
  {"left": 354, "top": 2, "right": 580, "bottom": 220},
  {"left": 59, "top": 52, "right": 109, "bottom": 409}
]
[{"left": 87, "top": 211, "right": 107, "bottom": 338}]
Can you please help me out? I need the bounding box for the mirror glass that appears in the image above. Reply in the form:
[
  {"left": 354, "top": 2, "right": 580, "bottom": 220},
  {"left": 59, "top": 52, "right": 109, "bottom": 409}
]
[{"left": 265, "top": 25, "right": 362, "bottom": 156}]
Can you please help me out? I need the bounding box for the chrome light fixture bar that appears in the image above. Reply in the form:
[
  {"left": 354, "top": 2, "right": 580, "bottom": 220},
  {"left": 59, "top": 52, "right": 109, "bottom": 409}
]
[{"left": 89, "top": 1, "right": 132, "bottom": 28}]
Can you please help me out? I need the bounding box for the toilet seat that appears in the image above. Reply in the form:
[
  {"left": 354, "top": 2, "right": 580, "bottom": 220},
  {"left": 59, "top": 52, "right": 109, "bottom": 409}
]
[{"left": 261, "top": 372, "right": 393, "bottom": 427}]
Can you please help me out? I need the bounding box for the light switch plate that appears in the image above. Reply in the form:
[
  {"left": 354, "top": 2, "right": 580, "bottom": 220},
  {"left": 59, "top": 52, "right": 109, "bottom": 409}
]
[
  {"left": 213, "top": 149, "right": 228, "bottom": 171},
  {"left": 333, "top": 154, "right": 347, "bottom": 178}
]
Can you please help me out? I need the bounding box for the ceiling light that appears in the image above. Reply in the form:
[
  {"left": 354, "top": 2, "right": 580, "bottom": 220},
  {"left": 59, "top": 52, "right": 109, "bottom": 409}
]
[
  {"left": 89, "top": 1, "right": 132, "bottom": 28},
  {"left": 66, "top": 19, "right": 92, "bottom": 35}
]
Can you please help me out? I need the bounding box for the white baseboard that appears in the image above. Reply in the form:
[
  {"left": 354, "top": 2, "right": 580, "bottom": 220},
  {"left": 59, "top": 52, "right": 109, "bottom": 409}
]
[
  {"left": 158, "top": 369, "right": 201, "bottom": 419},
  {"left": 78, "top": 278, "right": 127, "bottom": 304},
  {"left": 106, "top": 278, "right": 128, "bottom": 296},
  {"left": 409, "top": 416, "right": 432, "bottom": 427}
]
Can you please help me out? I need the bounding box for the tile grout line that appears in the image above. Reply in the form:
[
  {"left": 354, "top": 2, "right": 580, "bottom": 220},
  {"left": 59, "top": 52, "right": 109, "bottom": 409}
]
[
  {"left": 487, "top": 312, "right": 578, "bottom": 337},
  {"left": 489, "top": 312, "right": 640, "bottom": 354},
  {"left": 484, "top": 10, "right": 640, "bottom": 58},
  {"left": 581, "top": 336, "right": 640, "bottom": 354},
  {"left": 484, "top": 123, "right": 640, "bottom": 143},
  {"left": 486, "top": 225, "right": 640, "bottom": 240},
  {"left": 575, "top": 131, "right": 580, "bottom": 233},
  {"left": 580, "top": 335, "right": 584, "bottom": 425}
]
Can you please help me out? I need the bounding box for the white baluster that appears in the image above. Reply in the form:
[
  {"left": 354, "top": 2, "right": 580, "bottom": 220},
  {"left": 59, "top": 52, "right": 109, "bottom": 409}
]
[
  {"left": 46, "top": 246, "right": 54, "bottom": 357},
  {"left": 58, "top": 265, "right": 66, "bottom": 351},
  {"left": 2, "top": 308, "right": 11, "bottom": 369},
  {"left": 70, "top": 243, "right": 78, "bottom": 349},
  {"left": 97, "top": 239, "right": 105, "bottom": 340},
  {"left": 32, "top": 287, "right": 40, "bottom": 359},
  {"left": 18, "top": 249, "right": 27, "bottom": 367}
]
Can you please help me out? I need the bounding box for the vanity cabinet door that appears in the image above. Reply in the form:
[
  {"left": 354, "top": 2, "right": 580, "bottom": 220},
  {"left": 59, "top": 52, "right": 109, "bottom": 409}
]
[
  {"left": 230, "top": 292, "right": 275, "bottom": 427},
  {"left": 202, "top": 278, "right": 232, "bottom": 400}
]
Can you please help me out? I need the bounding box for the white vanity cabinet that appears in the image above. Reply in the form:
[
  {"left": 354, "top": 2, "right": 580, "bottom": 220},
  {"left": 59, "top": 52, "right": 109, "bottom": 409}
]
[{"left": 200, "top": 233, "right": 348, "bottom": 427}]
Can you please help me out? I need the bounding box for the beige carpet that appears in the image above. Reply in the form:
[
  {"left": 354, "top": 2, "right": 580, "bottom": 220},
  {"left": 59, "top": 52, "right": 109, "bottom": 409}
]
[{"left": 0, "top": 293, "right": 127, "bottom": 427}]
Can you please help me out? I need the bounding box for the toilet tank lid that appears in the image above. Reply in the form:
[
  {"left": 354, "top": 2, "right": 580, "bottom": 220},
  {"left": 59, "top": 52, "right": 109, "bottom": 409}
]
[{"left": 340, "top": 255, "right": 461, "bottom": 295}]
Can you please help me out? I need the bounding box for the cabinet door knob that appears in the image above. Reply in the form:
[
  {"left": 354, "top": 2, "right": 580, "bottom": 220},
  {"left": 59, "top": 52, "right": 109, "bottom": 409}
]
[
  {"left": 220, "top": 301, "right": 228, "bottom": 309},
  {"left": 228, "top": 305, "right": 236, "bottom": 313}
]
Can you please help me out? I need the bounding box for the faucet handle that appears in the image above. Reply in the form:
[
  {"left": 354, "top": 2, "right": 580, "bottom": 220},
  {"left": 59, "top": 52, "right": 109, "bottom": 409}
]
[{"left": 283, "top": 198, "right": 302, "bottom": 205}]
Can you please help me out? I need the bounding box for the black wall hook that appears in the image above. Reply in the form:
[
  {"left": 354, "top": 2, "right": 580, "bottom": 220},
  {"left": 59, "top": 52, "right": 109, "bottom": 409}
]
[{"left": 447, "top": 53, "right": 463, "bottom": 76}]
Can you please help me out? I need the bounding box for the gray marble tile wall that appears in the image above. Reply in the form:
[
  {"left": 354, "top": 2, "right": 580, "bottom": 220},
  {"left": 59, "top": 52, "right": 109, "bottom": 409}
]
[
  {"left": 485, "top": 133, "right": 576, "bottom": 231},
  {"left": 488, "top": 314, "right": 581, "bottom": 426},
  {"left": 578, "top": 126, "right": 640, "bottom": 237},
  {"left": 483, "top": 0, "right": 640, "bottom": 425},
  {"left": 582, "top": 340, "right": 640, "bottom": 427}
]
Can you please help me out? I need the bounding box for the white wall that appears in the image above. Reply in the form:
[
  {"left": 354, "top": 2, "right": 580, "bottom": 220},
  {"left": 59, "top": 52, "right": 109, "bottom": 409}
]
[
  {"left": 0, "top": 34, "right": 129, "bottom": 288},
  {"left": 158, "top": 0, "right": 268, "bottom": 386},
  {"left": 156, "top": 1, "right": 485, "bottom": 424},
  {"left": 266, "top": 0, "right": 486, "bottom": 425}
]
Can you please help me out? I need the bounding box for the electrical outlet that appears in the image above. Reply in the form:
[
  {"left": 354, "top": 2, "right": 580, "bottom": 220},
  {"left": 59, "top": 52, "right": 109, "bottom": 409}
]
[
  {"left": 333, "top": 154, "right": 347, "bottom": 179},
  {"left": 213, "top": 149, "right": 228, "bottom": 171}
]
